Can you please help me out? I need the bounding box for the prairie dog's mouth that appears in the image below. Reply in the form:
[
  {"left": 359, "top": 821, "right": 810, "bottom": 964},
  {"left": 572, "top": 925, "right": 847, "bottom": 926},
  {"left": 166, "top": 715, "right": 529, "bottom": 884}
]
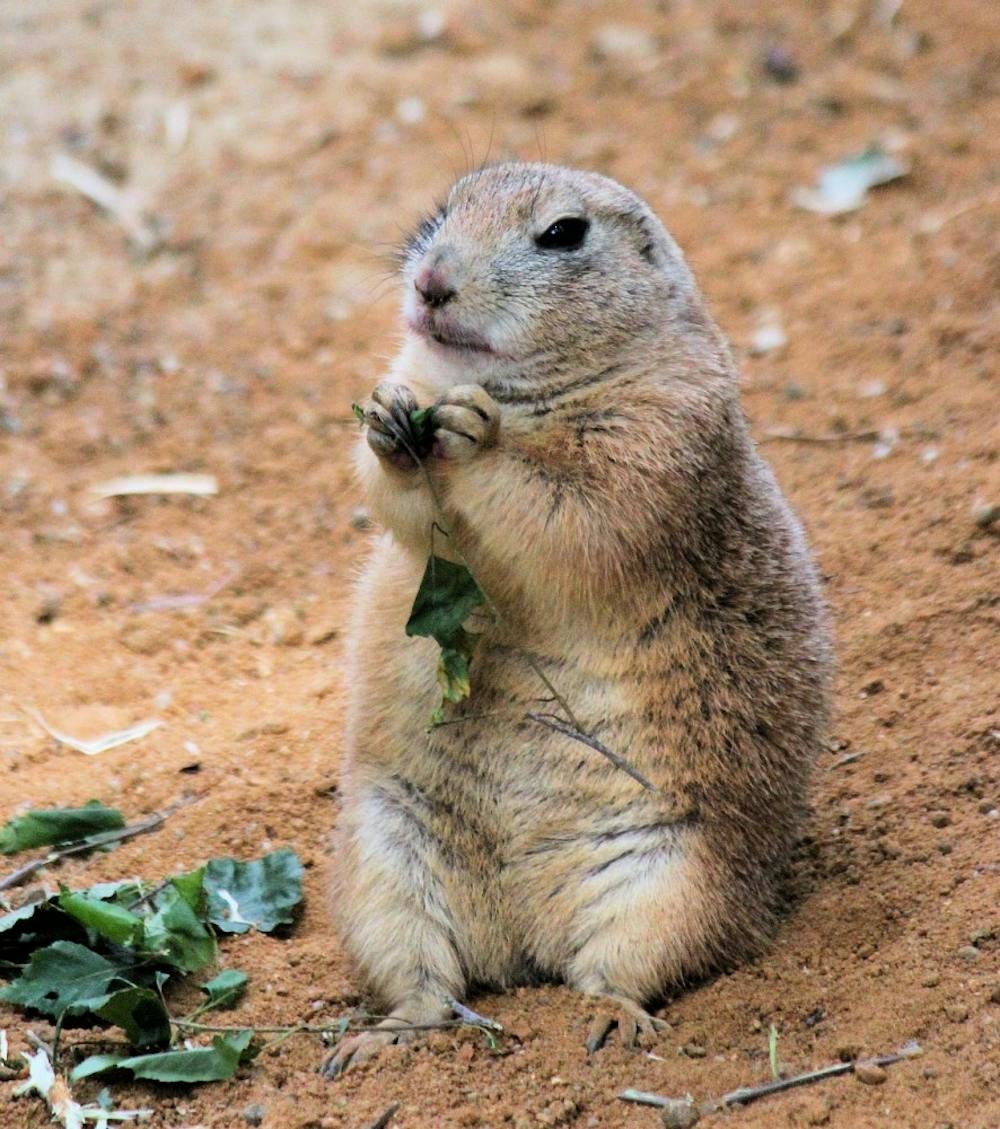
[{"left": 406, "top": 310, "right": 495, "bottom": 355}]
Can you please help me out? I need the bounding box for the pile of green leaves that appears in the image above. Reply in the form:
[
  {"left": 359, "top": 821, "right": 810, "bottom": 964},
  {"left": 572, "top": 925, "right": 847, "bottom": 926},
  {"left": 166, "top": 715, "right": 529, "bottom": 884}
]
[{"left": 0, "top": 804, "right": 303, "bottom": 1084}]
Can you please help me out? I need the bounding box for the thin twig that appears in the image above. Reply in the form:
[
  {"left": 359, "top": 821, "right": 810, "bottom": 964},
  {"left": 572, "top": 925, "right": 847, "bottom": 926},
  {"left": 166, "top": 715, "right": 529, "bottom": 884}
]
[
  {"left": 717, "top": 1043, "right": 921, "bottom": 1108},
  {"left": 361, "top": 1104, "right": 399, "bottom": 1129},
  {"left": 759, "top": 425, "right": 935, "bottom": 446},
  {"left": 445, "top": 996, "right": 503, "bottom": 1033},
  {"left": 0, "top": 812, "right": 167, "bottom": 892},
  {"left": 51, "top": 152, "right": 163, "bottom": 254},
  {"left": 620, "top": 1041, "right": 922, "bottom": 1113},
  {"left": 126, "top": 879, "right": 171, "bottom": 912},
  {"left": 26, "top": 1031, "right": 53, "bottom": 1054},
  {"left": 527, "top": 713, "right": 659, "bottom": 793},
  {"left": 172, "top": 1018, "right": 479, "bottom": 1036},
  {"left": 759, "top": 429, "right": 881, "bottom": 445}
]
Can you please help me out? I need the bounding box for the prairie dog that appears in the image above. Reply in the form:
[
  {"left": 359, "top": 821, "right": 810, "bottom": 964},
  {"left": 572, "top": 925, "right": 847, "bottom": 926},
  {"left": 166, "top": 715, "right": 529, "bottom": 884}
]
[{"left": 325, "top": 163, "right": 832, "bottom": 1075}]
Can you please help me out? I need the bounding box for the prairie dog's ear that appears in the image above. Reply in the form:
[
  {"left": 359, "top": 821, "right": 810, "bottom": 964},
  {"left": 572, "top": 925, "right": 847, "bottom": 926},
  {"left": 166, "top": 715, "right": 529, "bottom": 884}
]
[{"left": 629, "top": 210, "right": 668, "bottom": 267}]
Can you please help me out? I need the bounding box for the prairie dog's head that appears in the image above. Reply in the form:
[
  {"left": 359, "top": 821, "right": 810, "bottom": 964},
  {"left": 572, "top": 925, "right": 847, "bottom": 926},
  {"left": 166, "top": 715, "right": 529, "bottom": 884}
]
[{"left": 400, "top": 162, "right": 706, "bottom": 393}]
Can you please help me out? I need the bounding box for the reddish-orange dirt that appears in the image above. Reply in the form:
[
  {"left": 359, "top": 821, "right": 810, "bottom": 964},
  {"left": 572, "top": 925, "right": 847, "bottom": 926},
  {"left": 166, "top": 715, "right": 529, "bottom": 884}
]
[{"left": 1, "top": 2, "right": 997, "bottom": 1127}]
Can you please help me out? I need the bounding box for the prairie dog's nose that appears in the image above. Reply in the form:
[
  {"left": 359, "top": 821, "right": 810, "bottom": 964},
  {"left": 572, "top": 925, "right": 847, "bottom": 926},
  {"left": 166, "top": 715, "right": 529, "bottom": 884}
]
[{"left": 414, "top": 263, "right": 456, "bottom": 310}]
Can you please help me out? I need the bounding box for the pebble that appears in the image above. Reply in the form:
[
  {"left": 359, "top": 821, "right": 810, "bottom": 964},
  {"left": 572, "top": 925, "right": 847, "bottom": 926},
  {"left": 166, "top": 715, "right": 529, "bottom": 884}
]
[
  {"left": 945, "top": 1003, "right": 969, "bottom": 1023},
  {"left": 990, "top": 984, "right": 1000, "bottom": 1005},
  {"left": 764, "top": 45, "right": 799, "bottom": 84},
  {"left": 590, "top": 23, "right": 657, "bottom": 63},
  {"left": 241, "top": 1105, "right": 265, "bottom": 1126},
  {"left": 854, "top": 1061, "right": 887, "bottom": 1085},
  {"left": 956, "top": 945, "right": 981, "bottom": 964},
  {"left": 659, "top": 1098, "right": 700, "bottom": 1128},
  {"left": 681, "top": 1041, "right": 707, "bottom": 1058},
  {"left": 971, "top": 501, "right": 999, "bottom": 529},
  {"left": 921, "top": 972, "right": 940, "bottom": 987},
  {"left": 928, "top": 811, "right": 951, "bottom": 828}
]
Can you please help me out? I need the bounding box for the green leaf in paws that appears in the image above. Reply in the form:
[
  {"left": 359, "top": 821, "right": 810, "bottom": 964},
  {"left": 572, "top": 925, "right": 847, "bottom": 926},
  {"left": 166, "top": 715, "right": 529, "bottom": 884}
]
[
  {"left": 406, "top": 556, "right": 485, "bottom": 719},
  {"left": 408, "top": 406, "right": 436, "bottom": 450},
  {"left": 199, "top": 968, "right": 248, "bottom": 1010},
  {"left": 351, "top": 402, "right": 365, "bottom": 423},
  {"left": 438, "top": 641, "right": 472, "bottom": 704},
  {"left": 0, "top": 802, "right": 124, "bottom": 855},
  {"left": 204, "top": 848, "right": 304, "bottom": 934},
  {"left": 406, "top": 557, "right": 485, "bottom": 645},
  {"left": 71, "top": 1030, "right": 255, "bottom": 1084}
]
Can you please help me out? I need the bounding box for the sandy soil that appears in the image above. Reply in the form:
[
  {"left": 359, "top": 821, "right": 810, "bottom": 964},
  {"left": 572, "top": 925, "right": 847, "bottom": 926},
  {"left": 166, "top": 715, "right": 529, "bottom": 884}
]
[{"left": 1, "top": 1, "right": 997, "bottom": 1127}]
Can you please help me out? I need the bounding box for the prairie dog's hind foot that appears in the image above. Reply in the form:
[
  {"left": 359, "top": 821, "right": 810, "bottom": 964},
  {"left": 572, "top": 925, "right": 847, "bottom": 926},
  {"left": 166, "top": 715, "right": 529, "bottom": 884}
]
[
  {"left": 320, "top": 994, "right": 452, "bottom": 1079},
  {"left": 584, "top": 993, "right": 669, "bottom": 1053}
]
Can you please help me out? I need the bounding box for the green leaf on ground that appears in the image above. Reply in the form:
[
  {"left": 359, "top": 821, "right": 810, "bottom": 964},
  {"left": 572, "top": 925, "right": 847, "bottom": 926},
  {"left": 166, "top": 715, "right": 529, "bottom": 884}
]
[
  {"left": 86, "top": 880, "right": 143, "bottom": 903},
  {"left": 0, "top": 900, "right": 46, "bottom": 935},
  {"left": 0, "top": 802, "right": 124, "bottom": 855},
  {"left": 144, "top": 887, "right": 216, "bottom": 972},
  {"left": 71, "top": 1030, "right": 254, "bottom": 1084},
  {"left": 58, "top": 888, "right": 145, "bottom": 947},
  {"left": 170, "top": 866, "right": 206, "bottom": 914},
  {"left": 0, "top": 941, "right": 128, "bottom": 1017},
  {"left": 199, "top": 969, "right": 248, "bottom": 1010},
  {"left": 93, "top": 986, "right": 171, "bottom": 1048},
  {"left": 204, "top": 848, "right": 304, "bottom": 934}
]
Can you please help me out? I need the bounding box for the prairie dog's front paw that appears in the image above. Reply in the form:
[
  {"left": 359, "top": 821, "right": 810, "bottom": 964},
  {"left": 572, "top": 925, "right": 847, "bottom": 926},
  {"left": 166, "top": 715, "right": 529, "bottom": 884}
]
[
  {"left": 362, "top": 381, "right": 422, "bottom": 471},
  {"left": 431, "top": 384, "right": 500, "bottom": 462}
]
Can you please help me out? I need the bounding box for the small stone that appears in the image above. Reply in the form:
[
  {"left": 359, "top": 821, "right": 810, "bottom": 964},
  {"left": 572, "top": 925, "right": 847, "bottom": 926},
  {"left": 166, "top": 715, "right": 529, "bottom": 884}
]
[
  {"left": 928, "top": 812, "right": 951, "bottom": 828},
  {"left": 945, "top": 1003, "right": 969, "bottom": 1023},
  {"left": 989, "top": 984, "right": 1000, "bottom": 1004},
  {"left": 854, "top": 1061, "right": 887, "bottom": 1086},
  {"left": 921, "top": 972, "right": 940, "bottom": 988},
  {"left": 241, "top": 1105, "right": 265, "bottom": 1126},
  {"left": 763, "top": 45, "right": 799, "bottom": 83},
  {"left": 659, "top": 1098, "right": 700, "bottom": 1129},
  {"left": 682, "top": 1041, "right": 707, "bottom": 1058},
  {"left": 971, "top": 501, "right": 999, "bottom": 529},
  {"left": 970, "top": 925, "right": 995, "bottom": 946},
  {"left": 956, "top": 945, "right": 981, "bottom": 964},
  {"left": 591, "top": 23, "right": 657, "bottom": 63}
]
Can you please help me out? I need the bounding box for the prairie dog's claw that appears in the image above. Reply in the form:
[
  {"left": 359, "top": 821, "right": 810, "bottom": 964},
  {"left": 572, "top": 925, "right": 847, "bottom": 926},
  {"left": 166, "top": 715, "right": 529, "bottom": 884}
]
[
  {"left": 431, "top": 384, "right": 500, "bottom": 462},
  {"left": 362, "top": 381, "right": 422, "bottom": 469},
  {"left": 584, "top": 996, "right": 668, "bottom": 1053}
]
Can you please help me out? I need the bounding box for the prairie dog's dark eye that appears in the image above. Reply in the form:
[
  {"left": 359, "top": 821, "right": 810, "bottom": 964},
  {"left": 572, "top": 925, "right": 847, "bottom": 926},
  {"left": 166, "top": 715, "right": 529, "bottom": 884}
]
[{"left": 535, "top": 217, "right": 590, "bottom": 251}]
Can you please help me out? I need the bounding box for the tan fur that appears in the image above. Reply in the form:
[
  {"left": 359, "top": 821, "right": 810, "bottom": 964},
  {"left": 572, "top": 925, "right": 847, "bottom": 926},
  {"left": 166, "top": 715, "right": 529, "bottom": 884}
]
[{"left": 325, "top": 163, "right": 832, "bottom": 1074}]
